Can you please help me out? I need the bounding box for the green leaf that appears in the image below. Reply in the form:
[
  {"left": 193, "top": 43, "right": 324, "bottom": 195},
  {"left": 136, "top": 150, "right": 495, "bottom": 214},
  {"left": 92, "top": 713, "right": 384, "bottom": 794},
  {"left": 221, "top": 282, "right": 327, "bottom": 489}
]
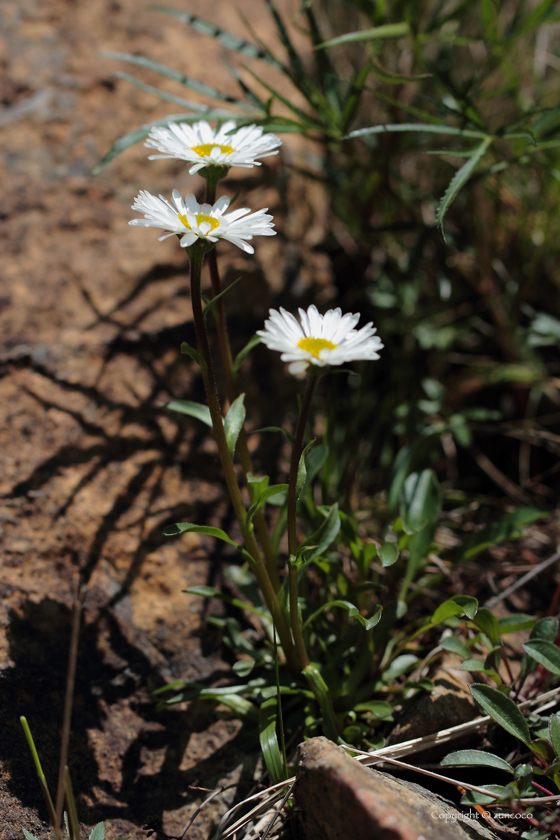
[
  {"left": 382, "top": 654, "right": 419, "bottom": 683},
  {"left": 150, "top": 5, "right": 277, "bottom": 65},
  {"left": 379, "top": 542, "right": 399, "bottom": 567},
  {"left": 180, "top": 341, "right": 207, "bottom": 370},
  {"left": 163, "top": 399, "right": 212, "bottom": 427},
  {"left": 549, "top": 714, "right": 560, "bottom": 757},
  {"left": 184, "top": 586, "right": 268, "bottom": 620},
  {"left": 251, "top": 425, "right": 295, "bottom": 444},
  {"left": 346, "top": 122, "right": 488, "bottom": 142},
  {"left": 371, "top": 58, "right": 432, "bottom": 85},
  {"left": 469, "top": 684, "right": 531, "bottom": 745},
  {"left": 303, "top": 600, "right": 381, "bottom": 632},
  {"left": 354, "top": 700, "right": 394, "bottom": 719},
  {"left": 297, "top": 504, "right": 341, "bottom": 563},
  {"left": 441, "top": 749, "right": 513, "bottom": 772},
  {"left": 247, "top": 484, "right": 289, "bottom": 525},
  {"left": 259, "top": 697, "right": 286, "bottom": 784},
  {"left": 203, "top": 276, "right": 243, "bottom": 324},
  {"left": 163, "top": 522, "right": 241, "bottom": 550},
  {"left": 210, "top": 693, "right": 259, "bottom": 721},
  {"left": 440, "top": 636, "right": 471, "bottom": 659},
  {"left": 431, "top": 595, "right": 477, "bottom": 625},
  {"left": 234, "top": 334, "right": 261, "bottom": 373},
  {"left": 436, "top": 136, "right": 493, "bottom": 235},
  {"left": 522, "top": 641, "right": 560, "bottom": 676},
  {"left": 472, "top": 608, "right": 501, "bottom": 647},
  {"left": 450, "top": 595, "right": 479, "bottom": 619},
  {"left": 101, "top": 51, "right": 247, "bottom": 105},
  {"left": 224, "top": 394, "right": 246, "bottom": 459},
  {"left": 110, "top": 70, "right": 215, "bottom": 111},
  {"left": 399, "top": 469, "right": 441, "bottom": 535},
  {"left": 531, "top": 617, "right": 558, "bottom": 642},
  {"left": 22, "top": 832, "right": 40, "bottom": 840},
  {"left": 296, "top": 440, "right": 315, "bottom": 500},
  {"left": 460, "top": 785, "right": 504, "bottom": 806},
  {"left": 458, "top": 507, "right": 546, "bottom": 561},
  {"left": 498, "top": 614, "right": 536, "bottom": 635},
  {"left": 316, "top": 22, "right": 410, "bottom": 49},
  {"left": 302, "top": 663, "right": 339, "bottom": 743},
  {"left": 89, "top": 825, "right": 106, "bottom": 840}
]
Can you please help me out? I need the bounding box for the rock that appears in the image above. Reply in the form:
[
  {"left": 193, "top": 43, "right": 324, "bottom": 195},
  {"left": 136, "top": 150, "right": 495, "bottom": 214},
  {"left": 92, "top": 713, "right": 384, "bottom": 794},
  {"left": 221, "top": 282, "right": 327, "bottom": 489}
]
[
  {"left": 295, "top": 737, "right": 498, "bottom": 840},
  {"left": 387, "top": 664, "right": 479, "bottom": 759}
]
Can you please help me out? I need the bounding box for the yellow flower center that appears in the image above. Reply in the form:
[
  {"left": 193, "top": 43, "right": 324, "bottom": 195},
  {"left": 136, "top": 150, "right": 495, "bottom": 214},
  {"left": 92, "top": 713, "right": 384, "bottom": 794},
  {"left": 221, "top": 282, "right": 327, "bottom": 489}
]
[
  {"left": 177, "top": 213, "right": 220, "bottom": 233},
  {"left": 297, "top": 337, "right": 337, "bottom": 359},
  {"left": 191, "top": 142, "right": 235, "bottom": 158}
]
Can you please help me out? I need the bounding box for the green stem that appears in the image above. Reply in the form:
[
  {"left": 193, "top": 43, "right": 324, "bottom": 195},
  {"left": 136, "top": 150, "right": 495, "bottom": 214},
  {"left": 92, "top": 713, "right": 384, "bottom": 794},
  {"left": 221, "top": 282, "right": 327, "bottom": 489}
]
[
  {"left": 189, "top": 245, "right": 298, "bottom": 673},
  {"left": 204, "top": 178, "right": 281, "bottom": 591},
  {"left": 286, "top": 375, "right": 318, "bottom": 671}
]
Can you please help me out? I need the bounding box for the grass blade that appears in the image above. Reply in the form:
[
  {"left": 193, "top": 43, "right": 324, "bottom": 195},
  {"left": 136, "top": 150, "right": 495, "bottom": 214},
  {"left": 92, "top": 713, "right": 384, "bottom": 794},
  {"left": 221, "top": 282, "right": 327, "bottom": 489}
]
[
  {"left": 64, "top": 768, "right": 81, "bottom": 840},
  {"left": 150, "top": 5, "right": 277, "bottom": 65},
  {"left": 101, "top": 51, "right": 247, "bottom": 106},
  {"left": 346, "top": 122, "right": 488, "bottom": 141},
  {"left": 436, "top": 135, "right": 492, "bottom": 234},
  {"left": 316, "top": 22, "right": 410, "bottom": 50},
  {"left": 111, "top": 70, "right": 218, "bottom": 111},
  {"left": 20, "top": 717, "right": 57, "bottom": 828}
]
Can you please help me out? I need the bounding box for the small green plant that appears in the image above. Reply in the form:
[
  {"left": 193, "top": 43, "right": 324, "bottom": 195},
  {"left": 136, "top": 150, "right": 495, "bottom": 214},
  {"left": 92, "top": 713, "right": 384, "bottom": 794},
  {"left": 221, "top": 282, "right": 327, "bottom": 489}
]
[{"left": 436, "top": 615, "right": 560, "bottom": 837}]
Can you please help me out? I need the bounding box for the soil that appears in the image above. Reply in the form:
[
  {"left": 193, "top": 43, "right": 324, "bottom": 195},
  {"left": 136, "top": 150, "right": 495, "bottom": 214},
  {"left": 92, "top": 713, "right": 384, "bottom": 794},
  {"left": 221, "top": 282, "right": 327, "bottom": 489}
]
[{"left": 0, "top": 1, "right": 332, "bottom": 837}]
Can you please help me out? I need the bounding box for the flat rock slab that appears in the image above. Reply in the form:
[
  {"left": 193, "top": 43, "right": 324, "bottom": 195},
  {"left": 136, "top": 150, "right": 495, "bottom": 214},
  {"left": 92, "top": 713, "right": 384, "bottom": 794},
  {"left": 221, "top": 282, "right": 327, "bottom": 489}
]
[{"left": 295, "top": 737, "right": 498, "bottom": 840}]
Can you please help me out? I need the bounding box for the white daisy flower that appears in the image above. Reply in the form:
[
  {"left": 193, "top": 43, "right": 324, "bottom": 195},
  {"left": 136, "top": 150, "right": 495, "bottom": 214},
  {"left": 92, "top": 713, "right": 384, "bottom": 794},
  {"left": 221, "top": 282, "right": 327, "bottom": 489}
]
[
  {"left": 129, "top": 190, "right": 276, "bottom": 254},
  {"left": 257, "top": 305, "right": 383, "bottom": 375},
  {"left": 144, "top": 120, "right": 282, "bottom": 174}
]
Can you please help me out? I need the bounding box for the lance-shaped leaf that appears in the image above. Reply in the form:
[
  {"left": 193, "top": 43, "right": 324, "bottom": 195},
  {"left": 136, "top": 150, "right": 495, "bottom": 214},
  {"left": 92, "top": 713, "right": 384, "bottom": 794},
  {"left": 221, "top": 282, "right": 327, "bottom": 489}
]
[
  {"left": 303, "top": 599, "right": 381, "bottom": 632},
  {"left": 259, "top": 697, "right": 286, "bottom": 784},
  {"left": 549, "top": 713, "right": 560, "bottom": 757},
  {"left": 163, "top": 522, "right": 241, "bottom": 550},
  {"left": 297, "top": 504, "right": 340, "bottom": 563},
  {"left": 180, "top": 340, "right": 207, "bottom": 370},
  {"left": 317, "top": 22, "right": 410, "bottom": 49},
  {"left": 247, "top": 484, "right": 289, "bottom": 525},
  {"left": 203, "top": 276, "right": 243, "bottom": 324},
  {"left": 399, "top": 469, "right": 441, "bottom": 534},
  {"left": 163, "top": 399, "right": 212, "bottom": 427},
  {"left": 89, "top": 825, "right": 106, "bottom": 840},
  {"left": 111, "top": 70, "right": 216, "bottom": 111},
  {"left": 436, "top": 136, "right": 493, "bottom": 234},
  {"left": 523, "top": 640, "right": 560, "bottom": 676},
  {"left": 296, "top": 439, "right": 316, "bottom": 499},
  {"left": 150, "top": 5, "right": 278, "bottom": 65},
  {"left": 441, "top": 749, "right": 513, "bottom": 772},
  {"left": 224, "top": 394, "right": 246, "bottom": 458},
  {"left": 101, "top": 51, "right": 248, "bottom": 106},
  {"left": 345, "top": 122, "right": 487, "bottom": 141},
  {"left": 234, "top": 334, "right": 261, "bottom": 373},
  {"left": 302, "top": 663, "right": 339, "bottom": 743},
  {"left": 379, "top": 542, "right": 399, "bottom": 567},
  {"left": 469, "top": 684, "right": 531, "bottom": 745}
]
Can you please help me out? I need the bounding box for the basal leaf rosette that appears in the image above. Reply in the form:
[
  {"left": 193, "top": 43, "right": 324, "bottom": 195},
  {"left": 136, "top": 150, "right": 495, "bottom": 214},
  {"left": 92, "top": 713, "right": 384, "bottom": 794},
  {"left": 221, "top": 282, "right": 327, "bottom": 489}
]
[
  {"left": 144, "top": 120, "right": 282, "bottom": 174},
  {"left": 129, "top": 190, "right": 276, "bottom": 254},
  {"left": 258, "top": 305, "right": 383, "bottom": 374}
]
